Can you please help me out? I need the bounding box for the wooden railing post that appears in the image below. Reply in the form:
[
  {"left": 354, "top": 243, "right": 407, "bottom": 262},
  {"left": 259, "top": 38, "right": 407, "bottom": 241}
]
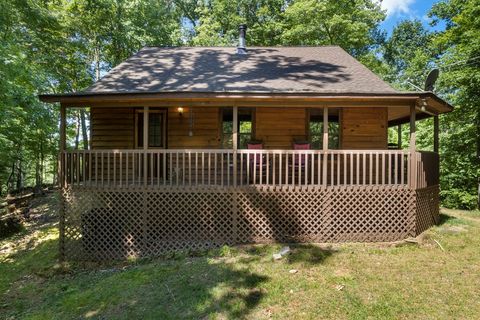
[
  {"left": 58, "top": 103, "right": 67, "bottom": 262},
  {"left": 409, "top": 105, "right": 417, "bottom": 189},
  {"left": 59, "top": 104, "right": 66, "bottom": 187},
  {"left": 142, "top": 108, "right": 149, "bottom": 253},
  {"left": 232, "top": 107, "right": 239, "bottom": 245},
  {"left": 143, "top": 107, "right": 148, "bottom": 187},
  {"left": 232, "top": 106, "right": 238, "bottom": 187},
  {"left": 397, "top": 124, "right": 402, "bottom": 149},
  {"left": 322, "top": 107, "right": 329, "bottom": 186}
]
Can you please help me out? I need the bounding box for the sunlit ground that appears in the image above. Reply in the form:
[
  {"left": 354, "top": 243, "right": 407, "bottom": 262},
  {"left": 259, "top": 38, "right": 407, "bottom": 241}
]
[{"left": 1, "top": 193, "right": 479, "bottom": 319}]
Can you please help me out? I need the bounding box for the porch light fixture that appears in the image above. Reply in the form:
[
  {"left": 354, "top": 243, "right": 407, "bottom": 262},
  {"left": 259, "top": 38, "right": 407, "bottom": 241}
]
[{"left": 177, "top": 107, "right": 184, "bottom": 116}]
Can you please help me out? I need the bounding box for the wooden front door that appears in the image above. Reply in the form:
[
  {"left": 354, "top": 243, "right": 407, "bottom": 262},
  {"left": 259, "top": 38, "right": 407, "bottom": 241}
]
[{"left": 135, "top": 109, "right": 167, "bottom": 181}]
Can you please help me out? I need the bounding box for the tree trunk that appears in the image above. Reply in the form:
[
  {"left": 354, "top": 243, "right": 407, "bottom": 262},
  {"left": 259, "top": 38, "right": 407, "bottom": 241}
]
[
  {"left": 80, "top": 109, "right": 89, "bottom": 150},
  {"left": 35, "top": 154, "right": 40, "bottom": 188},
  {"left": 40, "top": 143, "right": 44, "bottom": 185},
  {"left": 53, "top": 154, "right": 58, "bottom": 186},
  {"left": 94, "top": 46, "right": 101, "bottom": 81},
  {"left": 7, "top": 162, "right": 15, "bottom": 192},
  {"left": 34, "top": 142, "right": 44, "bottom": 194},
  {"left": 16, "top": 158, "right": 22, "bottom": 191}
]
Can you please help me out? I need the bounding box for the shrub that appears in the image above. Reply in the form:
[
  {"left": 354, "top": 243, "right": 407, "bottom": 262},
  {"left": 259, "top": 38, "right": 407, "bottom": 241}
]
[{"left": 440, "top": 189, "right": 478, "bottom": 210}]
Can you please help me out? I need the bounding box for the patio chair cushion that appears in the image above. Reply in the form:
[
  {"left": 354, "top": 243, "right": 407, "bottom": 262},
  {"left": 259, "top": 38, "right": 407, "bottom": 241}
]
[
  {"left": 293, "top": 143, "right": 310, "bottom": 165},
  {"left": 247, "top": 143, "right": 263, "bottom": 163}
]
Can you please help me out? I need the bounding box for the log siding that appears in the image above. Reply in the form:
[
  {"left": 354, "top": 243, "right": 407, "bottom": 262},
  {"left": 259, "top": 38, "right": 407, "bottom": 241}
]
[
  {"left": 340, "top": 107, "right": 388, "bottom": 149},
  {"left": 91, "top": 107, "right": 135, "bottom": 149}
]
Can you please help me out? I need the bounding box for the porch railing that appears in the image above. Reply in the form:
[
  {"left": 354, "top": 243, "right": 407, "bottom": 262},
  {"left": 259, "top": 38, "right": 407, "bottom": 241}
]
[
  {"left": 415, "top": 151, "right": 439, "bottom": 189},
  {"left": 60, "top": 149, "right": 438, "bottom": 189}
]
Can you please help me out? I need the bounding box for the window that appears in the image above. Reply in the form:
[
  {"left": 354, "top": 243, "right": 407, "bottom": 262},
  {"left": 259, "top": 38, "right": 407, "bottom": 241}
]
[
  {"left": 309, "top": 109, "right": 339, "bottom": 149},
  {"left": 136, "top": 110, "right": 165, "bottom": 148},
  {"left": 221, "top": 108, "right": 253, "bottom": 149}
]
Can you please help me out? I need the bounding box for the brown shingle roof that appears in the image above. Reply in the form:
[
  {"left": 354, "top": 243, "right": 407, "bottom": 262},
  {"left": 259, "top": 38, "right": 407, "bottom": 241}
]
[{"left": 83, "top": 46, "right": 398, "bottom": 94}]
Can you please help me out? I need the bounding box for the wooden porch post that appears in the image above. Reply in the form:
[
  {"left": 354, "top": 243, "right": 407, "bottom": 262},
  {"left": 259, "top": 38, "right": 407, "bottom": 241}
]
[
  {"left": 433, "top": 115, "right": 439, "bottom": 153},
  {"left": 397, "top": 124, "right": 402, "bottom": 149},
  {"left": 59, "top": 103, "right": 66, "bottom": 187},
  {"left": 410, "top": 105, "right": 417, "bottom": 189},
  {"left": 232, "top": 106, "right": 238, "bottom": 187},
  {"left": 232, "top": 106, "right": 238, "bottom": 242},
  {"left": 323, "top": 107, "right": 328, "bottom": 186},
  {"left": 58, "top": 103, "right": 66, "bottom": 262},
  {"left": 409, "top": 106, "right": 416, "bottom": 150},
  {"left": 143, "top": 107, "right": 148, "bottom": 186},
  {"left": 323, "top": 107, "right": 329, "bottom": 151}
]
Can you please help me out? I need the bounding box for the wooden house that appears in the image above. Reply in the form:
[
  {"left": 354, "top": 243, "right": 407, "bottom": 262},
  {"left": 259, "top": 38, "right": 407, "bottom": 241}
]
[{"left": 40, "top": 28, "right": 452, "bottom": 260}]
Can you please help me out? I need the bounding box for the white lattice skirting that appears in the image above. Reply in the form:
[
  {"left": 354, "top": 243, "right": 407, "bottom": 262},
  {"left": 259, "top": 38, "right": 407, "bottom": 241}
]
[{"left": 61, "top": 185, "right": 438, "bottom": 260}]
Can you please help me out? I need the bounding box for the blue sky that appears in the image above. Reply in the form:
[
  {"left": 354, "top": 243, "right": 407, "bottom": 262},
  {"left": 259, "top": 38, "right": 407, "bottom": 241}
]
[{"left": 380, "top": 0, "right": 446, "bottom": 35}]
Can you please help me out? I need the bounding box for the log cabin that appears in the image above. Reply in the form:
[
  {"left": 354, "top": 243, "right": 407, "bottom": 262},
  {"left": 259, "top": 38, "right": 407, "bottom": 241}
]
[{"left": 40, "top": 26, "right": 453, "bottom": 260}]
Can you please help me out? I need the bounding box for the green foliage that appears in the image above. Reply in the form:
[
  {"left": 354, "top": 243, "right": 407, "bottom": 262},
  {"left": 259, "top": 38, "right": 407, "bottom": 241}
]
[
  {"left": 192, "top": 0, "right": 286, "bottom": 46},
  {"left": 0, "top": 0, "right": 60, "bottom": 193},
  {"left": 384, "top": 20, "right": 434, "bottom": 75},
  {"left": 440, "top": 189, "right": 478, "bottom": 210},
  {"left": 0, "top": 0, "right": 183, "bottom": 195},
  {"left": 380, "top": 1, "right": 479, "bottom": 209},
  {"left": 281, "top": 0, "right": 385, "bottom": 54},
  {"left": 190, "top": 0, "right": 386, "bottom": 56},
  {"left": 381, "top": 19, "right": 435, "bottom": 90},
  {"left": 429, "top": 0, "right": 480, "bottom": 209}
]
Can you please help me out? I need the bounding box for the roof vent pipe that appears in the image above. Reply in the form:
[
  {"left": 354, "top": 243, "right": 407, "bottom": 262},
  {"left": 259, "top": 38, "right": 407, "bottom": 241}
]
[{"left": 237, "top": 24, "right": 247, "bottom": 54}]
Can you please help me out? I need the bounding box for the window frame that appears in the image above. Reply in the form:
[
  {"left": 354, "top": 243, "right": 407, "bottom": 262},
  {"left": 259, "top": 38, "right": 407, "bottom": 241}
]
[
  {"left": 220, "top": 107, "right": 255, "bottom": 149},
  {"left": 134, "top": 108, "right": 167, "bottom": 149},
  {"left": 307, "top": 108, "right": 341, "bottom": 150}
]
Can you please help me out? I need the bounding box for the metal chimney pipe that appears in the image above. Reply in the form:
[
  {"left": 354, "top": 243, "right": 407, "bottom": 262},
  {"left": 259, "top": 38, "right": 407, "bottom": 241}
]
[{"left": 237, "top": 24, "right": 247, "bottom": 54}]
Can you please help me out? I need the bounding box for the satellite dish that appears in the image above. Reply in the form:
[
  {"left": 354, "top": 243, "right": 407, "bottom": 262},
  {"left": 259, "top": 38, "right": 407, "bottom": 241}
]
[{"left": 424, "top": 68, "right": 439, "bottom": 92}]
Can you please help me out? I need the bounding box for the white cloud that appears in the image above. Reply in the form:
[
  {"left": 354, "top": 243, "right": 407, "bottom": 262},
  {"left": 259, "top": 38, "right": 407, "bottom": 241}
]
[
  {"left": 422, "top": 14, "right": 432, "bottom": 23},
  {"left": 380, "top": 0, "right": 416, "bottom": 16}
]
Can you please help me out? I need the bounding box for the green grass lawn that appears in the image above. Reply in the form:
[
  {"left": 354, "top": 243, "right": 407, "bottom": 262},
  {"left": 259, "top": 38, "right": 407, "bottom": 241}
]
[{"left": 1, "top": 194, "right": 480, "bottom": 320}]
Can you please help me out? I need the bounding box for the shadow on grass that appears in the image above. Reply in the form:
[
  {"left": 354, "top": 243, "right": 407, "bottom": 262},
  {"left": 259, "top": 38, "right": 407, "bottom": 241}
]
[
  {"left": 286, "top": 244, "right": 335, "bottom": 265},
  {"left": 438, "top": 213, "right": 455, "bottom": 226},
  {"left": 1, "top": 239, "right": 270, "bottom": 319},
  {"left": 44, "top": 255, "right": 270, "bottom": 319},
  {"left": 235, "top": 243, "right": 336, "bottom": 266},
  {"left": 437, "top": 212, "right": 474, "bottom": 227},
  {"left": 2, "top": 241, "right": 338, "bottom": 319}
]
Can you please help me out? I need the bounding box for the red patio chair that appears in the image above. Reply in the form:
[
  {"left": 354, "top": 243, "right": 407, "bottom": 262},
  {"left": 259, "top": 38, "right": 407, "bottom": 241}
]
[
  {"left": 247, "top": 141, "right": 264, "bottom": 165},
  {"left": 293, "top": 142, "right": 310, "bottom": 166}
]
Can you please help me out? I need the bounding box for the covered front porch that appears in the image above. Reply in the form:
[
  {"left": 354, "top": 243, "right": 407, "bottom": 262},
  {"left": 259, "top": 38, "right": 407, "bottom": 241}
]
[{"left": 58, "top": 99, "right": 441, "bottom": 190}]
